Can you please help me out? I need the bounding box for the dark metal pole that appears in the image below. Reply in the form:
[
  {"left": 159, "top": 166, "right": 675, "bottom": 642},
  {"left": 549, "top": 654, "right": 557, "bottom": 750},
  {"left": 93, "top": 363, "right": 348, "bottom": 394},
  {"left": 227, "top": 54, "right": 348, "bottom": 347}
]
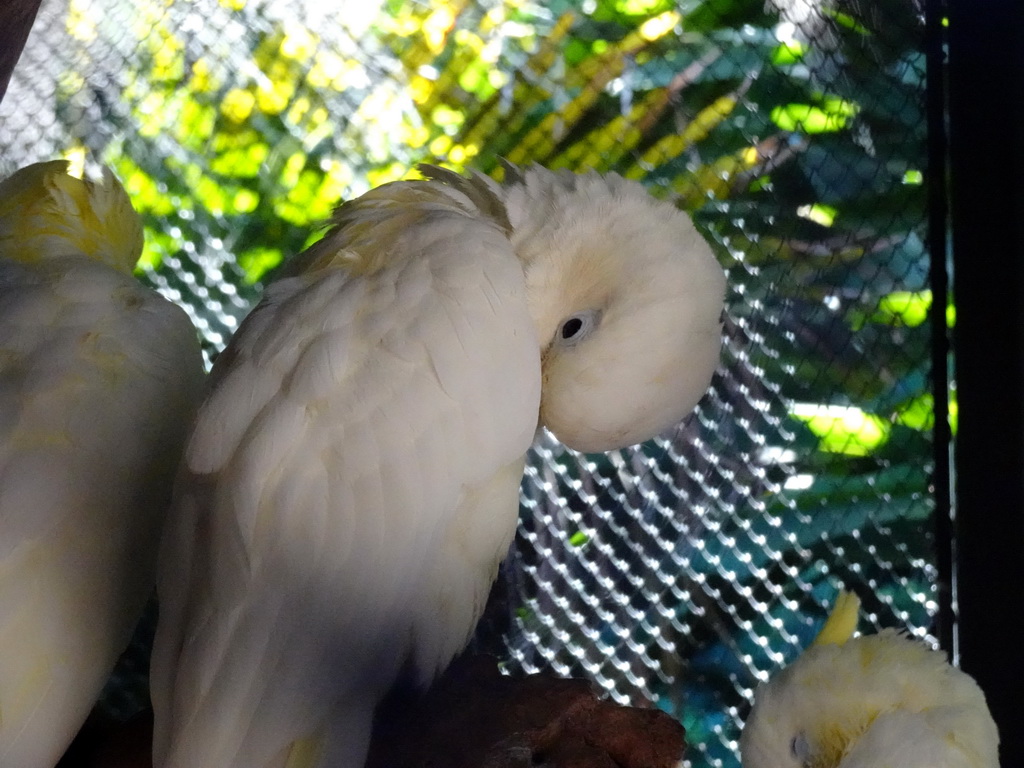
[
  {"left": 924, "top": 0, "right": 953, "bottom": 660},
  {"left": 0, "top": 0, "right": 44, "bottom": 104},
  {"left": 947, "top": 0, "right": 1024, "bottom": 764}
]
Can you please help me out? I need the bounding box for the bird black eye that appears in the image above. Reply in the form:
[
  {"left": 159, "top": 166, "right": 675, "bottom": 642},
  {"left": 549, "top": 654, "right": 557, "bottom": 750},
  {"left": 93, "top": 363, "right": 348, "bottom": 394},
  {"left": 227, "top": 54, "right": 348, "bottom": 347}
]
[
  {"left": 555, "top": 310, "right": 600, "bottom": 347},
  {"left": 561, "top": 317, "right": 584, "bottom": 339}
]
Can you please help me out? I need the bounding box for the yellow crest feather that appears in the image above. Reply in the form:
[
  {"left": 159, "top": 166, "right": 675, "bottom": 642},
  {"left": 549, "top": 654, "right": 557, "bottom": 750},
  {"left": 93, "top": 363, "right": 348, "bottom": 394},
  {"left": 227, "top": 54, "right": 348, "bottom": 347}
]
[
  {"left": 0, "top": 159, "right": 142, "bottom": 272},
  {"left": 813, "top": 590, "right": 860, "bottom": 646},
  {"left": 284, "top": 734, "right": 324, "bottom": 768}
]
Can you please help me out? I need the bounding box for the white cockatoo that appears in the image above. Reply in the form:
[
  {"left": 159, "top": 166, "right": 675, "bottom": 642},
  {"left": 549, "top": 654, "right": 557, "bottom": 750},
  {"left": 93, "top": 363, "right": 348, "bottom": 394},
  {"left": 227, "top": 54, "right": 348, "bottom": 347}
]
[
  {"left": 150, "top": 163, "right": 726, "bottom": 768},
  {"left": 740, "top": 591, "right": 1000, "bottom": 768},
  {"left": 0, "top": 160, "right": 204, "bottom": 768}
]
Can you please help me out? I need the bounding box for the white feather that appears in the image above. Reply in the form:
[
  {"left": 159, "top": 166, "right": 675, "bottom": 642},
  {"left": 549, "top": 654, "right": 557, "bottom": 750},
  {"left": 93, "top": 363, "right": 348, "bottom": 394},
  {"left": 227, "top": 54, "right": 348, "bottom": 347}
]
[
  {"left": 152, "top": 199, "right": 539, "bottom": 768},
  {"left": 841, "top": 710, "right": 979, "bottom": 768},
  {"left": 151, "top": 164, "right": 725, "bottom": 768},
  {"left": 0, "top": 255, "right": 203, "bottom": 768}
]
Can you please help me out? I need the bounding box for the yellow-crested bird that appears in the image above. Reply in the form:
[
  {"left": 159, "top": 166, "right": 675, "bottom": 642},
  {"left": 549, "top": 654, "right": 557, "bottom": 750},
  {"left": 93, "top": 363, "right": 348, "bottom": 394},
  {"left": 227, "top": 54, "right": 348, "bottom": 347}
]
[
  {"left": 0, "top": 160, "right": 204, "bottom": 768},
  {"left": 741, "top": 592, "right": 1000, "bottom": 768}
]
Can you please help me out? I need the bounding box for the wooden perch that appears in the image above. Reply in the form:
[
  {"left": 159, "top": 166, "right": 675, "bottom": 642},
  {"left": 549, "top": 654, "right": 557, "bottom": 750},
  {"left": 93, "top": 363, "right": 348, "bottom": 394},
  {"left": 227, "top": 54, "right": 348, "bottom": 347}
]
[{"left": 367, "top": 655, "right": 686, "bottom": 768}]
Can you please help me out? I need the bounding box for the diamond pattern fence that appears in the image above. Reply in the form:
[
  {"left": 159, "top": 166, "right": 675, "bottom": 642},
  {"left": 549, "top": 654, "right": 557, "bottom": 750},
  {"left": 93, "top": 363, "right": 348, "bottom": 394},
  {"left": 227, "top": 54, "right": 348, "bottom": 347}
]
[{"left": 0, "top": 1, "right": 940, "bottom": 766}]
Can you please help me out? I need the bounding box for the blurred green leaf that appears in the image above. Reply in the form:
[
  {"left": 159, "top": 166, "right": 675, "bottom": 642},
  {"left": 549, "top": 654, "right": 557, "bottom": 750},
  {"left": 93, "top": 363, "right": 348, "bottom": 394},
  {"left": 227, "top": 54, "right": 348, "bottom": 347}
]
[{"left": 770, "top": 100, "right": 858, "bottom": 133}]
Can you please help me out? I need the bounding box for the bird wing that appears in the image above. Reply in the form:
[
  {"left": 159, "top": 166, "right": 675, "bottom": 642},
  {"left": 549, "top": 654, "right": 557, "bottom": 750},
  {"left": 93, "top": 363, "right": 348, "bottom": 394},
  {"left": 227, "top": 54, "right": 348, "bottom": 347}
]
[
  {"left": 0, "top": 256, "right": 203, "bottom": 768},
  {"left": 151, "top": 203, "right": 540, "bottom": 768},
  {"left": 840, "top": 708, "right": 988, "bottom": 768}
]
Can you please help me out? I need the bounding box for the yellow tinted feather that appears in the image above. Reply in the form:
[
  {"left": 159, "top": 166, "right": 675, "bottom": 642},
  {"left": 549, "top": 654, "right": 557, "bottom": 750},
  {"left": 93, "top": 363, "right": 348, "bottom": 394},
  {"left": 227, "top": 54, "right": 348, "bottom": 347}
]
[
  {"left": 284, "top": 735, "right": 325, "bottom": 768},
  {"left": 813, "top": 590, "right": 860, "bottom": 647},
  {"left": 0, "top": 160, "right": 142, "bottom": 273}
]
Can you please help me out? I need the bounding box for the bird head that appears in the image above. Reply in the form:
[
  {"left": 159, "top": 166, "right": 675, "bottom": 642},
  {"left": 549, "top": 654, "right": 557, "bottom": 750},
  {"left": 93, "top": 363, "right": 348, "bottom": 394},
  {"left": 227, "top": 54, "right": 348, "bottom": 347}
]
[
  {"left": 739, "top": 657, "right": 870, "bottom": 768},
  {"left": 498, "top": 165, "right": 726, "bottom": 453},
  {"left": 742, "top": 645, "right": 911, "bottom": 768},
  {"left": 739, "top": 591, "right": 998, "bottom": 768},
  {"left": 0, "top": 159, "right": 143, "bottom": 272},
  {"left": 740, "top": 592, "right": 866, "bottom": 768}
]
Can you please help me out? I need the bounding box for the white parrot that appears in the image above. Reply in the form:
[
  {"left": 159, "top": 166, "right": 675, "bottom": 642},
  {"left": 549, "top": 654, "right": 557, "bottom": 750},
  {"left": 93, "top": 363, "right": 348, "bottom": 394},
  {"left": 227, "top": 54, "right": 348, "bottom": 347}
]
[
  {"left": 150, "top": 163, "right": 726, "bottom": 768},
  {"left": 0, "top": 160, "right": 205, "bottom": 768},
  {"left": 740, "top": 591, "right": 1000, "bottom": 768}
]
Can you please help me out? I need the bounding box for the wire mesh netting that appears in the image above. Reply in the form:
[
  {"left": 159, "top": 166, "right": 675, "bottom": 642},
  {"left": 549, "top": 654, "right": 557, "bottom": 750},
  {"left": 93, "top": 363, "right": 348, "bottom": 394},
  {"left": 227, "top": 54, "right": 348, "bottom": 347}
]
[{"left": 1, "top": 0, "right": 939, "bottom": 766}]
